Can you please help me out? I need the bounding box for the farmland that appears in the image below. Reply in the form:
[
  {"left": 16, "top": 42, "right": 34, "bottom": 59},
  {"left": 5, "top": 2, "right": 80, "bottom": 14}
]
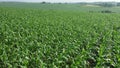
[{"left": 0, "top": 2, "right": 120, "bottom": 68}]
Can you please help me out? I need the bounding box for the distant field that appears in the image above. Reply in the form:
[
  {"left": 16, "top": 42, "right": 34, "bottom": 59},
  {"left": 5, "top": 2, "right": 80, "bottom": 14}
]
[
  {"left": 1, "top": 2, "right": 120, "bottom": 12},
  {"left": 0, "top": 2, "right": 120, "bottom": 68}
]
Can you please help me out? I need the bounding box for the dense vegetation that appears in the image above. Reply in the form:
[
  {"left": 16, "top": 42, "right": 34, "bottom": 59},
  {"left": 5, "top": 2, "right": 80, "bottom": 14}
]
[{"left": 0, "top": 2, "right": 120, "bottom": 68}]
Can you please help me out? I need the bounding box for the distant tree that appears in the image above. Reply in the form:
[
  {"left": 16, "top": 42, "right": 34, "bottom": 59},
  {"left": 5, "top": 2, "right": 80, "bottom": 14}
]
[
  {"left": 97, "top": 3, "right": 116, "bottom": 7},
  {"left": 117, "top": 3, "right": 120, "bottom": 6},
  {"left": 58, "top": 3, "right": 62, "bottom": 4},
  {"left": 41, "top": 1, "right": 46, "bottom": 4},
  {"left": 101, "top": 10, "right": 113, "bottom": 13}
]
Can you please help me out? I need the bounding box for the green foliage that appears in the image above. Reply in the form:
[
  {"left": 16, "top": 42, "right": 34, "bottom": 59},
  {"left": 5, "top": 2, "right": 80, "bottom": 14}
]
[{"left": 0, "top": 3, "right": 120, "bottom": 68}]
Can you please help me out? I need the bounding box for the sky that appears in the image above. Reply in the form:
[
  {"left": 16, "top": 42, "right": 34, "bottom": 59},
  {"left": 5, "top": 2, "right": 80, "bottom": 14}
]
[{"left": 0, "top": 0, "right": 119, "bottom": 3}]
